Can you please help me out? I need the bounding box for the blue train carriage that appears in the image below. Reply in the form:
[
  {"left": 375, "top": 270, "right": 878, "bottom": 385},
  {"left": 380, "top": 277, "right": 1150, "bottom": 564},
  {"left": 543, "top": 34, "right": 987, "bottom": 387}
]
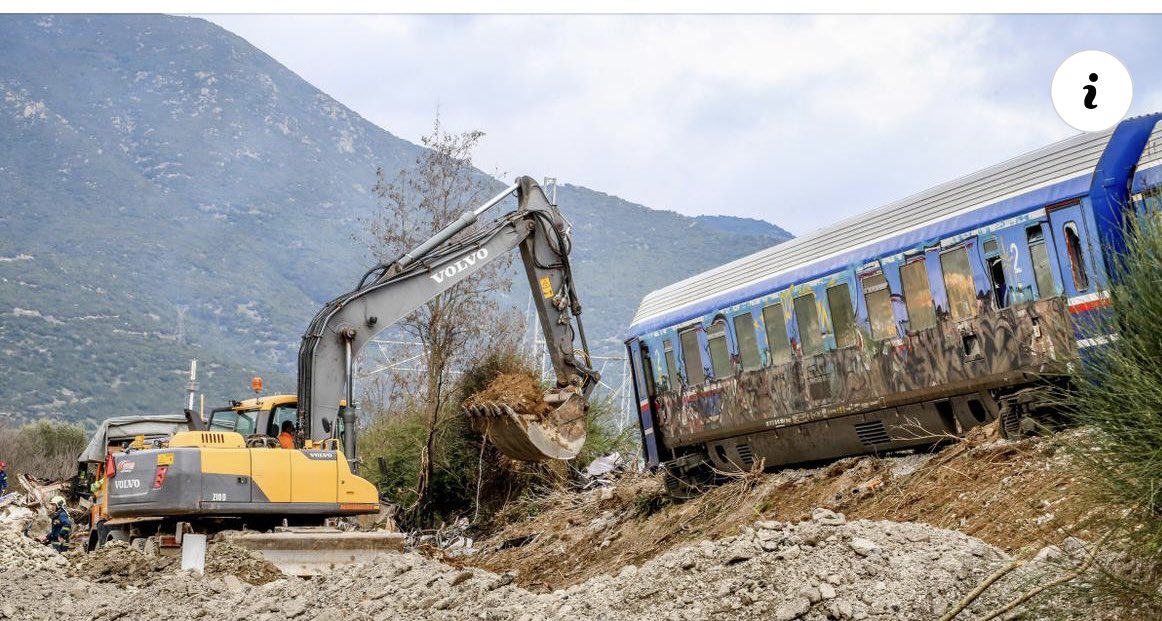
[{"left": 625, "top": 113, "right": 1162, "bottom": 494}]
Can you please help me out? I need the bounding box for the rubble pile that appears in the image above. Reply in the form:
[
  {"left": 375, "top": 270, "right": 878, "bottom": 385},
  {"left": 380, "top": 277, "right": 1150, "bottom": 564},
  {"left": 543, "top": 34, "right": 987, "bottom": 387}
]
[
  {"left": 71, "top": 541, "right": 177, "bottom": 585},
  {"left": 0, "top": 507, "right": 1086, "bottom": 621},
  {"left": 203, "top": 541, "right": 284, "bottom": 585}
]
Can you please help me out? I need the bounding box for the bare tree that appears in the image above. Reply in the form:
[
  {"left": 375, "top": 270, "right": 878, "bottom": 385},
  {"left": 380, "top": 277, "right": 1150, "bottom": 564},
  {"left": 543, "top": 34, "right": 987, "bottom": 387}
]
[{"left": 364, "top": 114, "right": 514, "bottom": 525}]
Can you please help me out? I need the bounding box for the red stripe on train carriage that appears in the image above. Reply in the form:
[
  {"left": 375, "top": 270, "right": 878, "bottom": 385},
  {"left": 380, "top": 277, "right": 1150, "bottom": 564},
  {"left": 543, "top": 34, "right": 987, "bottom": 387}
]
[{"left": 1068, "top": 293, "right": 1110, "bottom": 314}]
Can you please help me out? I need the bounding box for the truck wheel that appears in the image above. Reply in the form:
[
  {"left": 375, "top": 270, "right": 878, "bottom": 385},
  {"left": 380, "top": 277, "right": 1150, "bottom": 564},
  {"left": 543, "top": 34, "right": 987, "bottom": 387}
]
[{"left": 105, "top": 528, "right": 129, "bottom": 545}]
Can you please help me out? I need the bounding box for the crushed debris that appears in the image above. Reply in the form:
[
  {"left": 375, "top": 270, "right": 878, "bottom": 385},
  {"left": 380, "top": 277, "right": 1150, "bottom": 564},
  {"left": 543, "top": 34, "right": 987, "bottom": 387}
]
[
  {"left": 70, "top": 540, "right": 177, "bottom": 585},
  {"left": 0, "top": 507, "right": 1102, "bottom": 621},
  {"left": 203, "top": 541, "right": 284, "bottom": 584}
]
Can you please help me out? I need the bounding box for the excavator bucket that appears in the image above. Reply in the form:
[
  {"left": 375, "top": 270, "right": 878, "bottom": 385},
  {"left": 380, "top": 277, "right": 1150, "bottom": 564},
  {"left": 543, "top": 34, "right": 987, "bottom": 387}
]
[{"left": 465, "top": 387, "right": 588, "bottom": 461}]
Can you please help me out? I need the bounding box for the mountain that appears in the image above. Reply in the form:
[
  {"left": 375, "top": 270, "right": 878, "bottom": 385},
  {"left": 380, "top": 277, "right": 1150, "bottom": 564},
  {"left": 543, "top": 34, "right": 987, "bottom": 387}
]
[
  {"left": 0, "top": 14, "right": 788, "bottom": 426},
  {"left": 694, "top": 215, "right": 793, "bottom": 242}
]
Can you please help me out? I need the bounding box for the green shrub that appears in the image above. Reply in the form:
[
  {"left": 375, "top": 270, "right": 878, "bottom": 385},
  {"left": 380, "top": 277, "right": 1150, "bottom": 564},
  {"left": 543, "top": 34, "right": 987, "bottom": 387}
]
[
  {"left": 576, "top": 395, "right": 640, "bottom": 468},
  {"left": 1070, "top": 215, "right": 1162, "bottom": 557},
  {"left": 357, "top": 349, "right": 641, "bottom": 529}
]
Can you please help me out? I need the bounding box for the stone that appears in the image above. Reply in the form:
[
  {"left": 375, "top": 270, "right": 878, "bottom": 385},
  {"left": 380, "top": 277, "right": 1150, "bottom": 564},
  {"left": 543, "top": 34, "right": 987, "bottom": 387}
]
[
  {"left": 774, "top": 597, "right": 812, "bottom": 621},
  {"left": 811, "top": 508, "right": 847, "bottom": 526},
  {"left": 849, "top": 538, "right": 881, "bottom": 557},
  {"left": 775, "top": 544, "right": 802, "bottom": 560}
]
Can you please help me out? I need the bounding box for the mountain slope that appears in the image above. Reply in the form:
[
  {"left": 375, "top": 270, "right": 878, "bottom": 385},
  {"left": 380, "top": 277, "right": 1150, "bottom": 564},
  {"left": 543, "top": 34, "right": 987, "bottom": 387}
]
[
  {"left": 0, "top": 14, "right": 787, "bottom": 426},
  {"left": 694, "top": 215, "right": 793, "bottom": 241}
]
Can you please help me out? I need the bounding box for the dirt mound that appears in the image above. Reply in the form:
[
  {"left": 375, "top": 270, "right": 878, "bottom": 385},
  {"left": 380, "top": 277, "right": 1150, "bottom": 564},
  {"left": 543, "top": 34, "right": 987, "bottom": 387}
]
[
  {"left": 471, "top": 424, "right": 1095, "bottom": 592},
  {"left": 463, "top": 372, "right": 552, "bottom": 417},
  {"left": 68, "top": 540, "right": 283, "bottom": 586},
  {"left": 70, "top": 541, "right": 177, "bottom": 585},
  {"left": 204, "top": 541, "right": 283, "bottom": 584}
]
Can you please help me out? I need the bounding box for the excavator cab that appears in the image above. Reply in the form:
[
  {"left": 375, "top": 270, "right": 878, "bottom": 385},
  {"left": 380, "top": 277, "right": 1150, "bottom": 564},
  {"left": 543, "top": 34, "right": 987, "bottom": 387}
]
[{"left": 207, "top": 395, "right": 301, "bottom": 448}]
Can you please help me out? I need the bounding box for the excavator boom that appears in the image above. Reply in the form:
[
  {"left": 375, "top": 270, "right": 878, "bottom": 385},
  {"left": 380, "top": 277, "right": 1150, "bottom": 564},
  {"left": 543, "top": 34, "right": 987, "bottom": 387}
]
[{"left": 297, "top": 176, "right": 597, "bottom": 462}]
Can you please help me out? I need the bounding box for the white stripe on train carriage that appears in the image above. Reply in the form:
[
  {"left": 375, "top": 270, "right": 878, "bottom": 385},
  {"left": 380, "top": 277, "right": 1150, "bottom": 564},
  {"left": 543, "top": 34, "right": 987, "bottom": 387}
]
[
  {"left": 633, "top": 170, "right": 1096, "bottom": 328},
  {"left": 1068, "top": 291, "right": 1108, "bottom": 306},
  {"left": 1077, "top": 334, "right": 1117, "bottom": 348}
]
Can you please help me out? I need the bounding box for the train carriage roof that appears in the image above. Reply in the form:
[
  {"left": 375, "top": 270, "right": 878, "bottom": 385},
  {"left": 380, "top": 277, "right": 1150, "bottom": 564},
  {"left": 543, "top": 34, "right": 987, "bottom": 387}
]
[{"left": 628, "top": 116, "right": 1162, "bottom": 340}]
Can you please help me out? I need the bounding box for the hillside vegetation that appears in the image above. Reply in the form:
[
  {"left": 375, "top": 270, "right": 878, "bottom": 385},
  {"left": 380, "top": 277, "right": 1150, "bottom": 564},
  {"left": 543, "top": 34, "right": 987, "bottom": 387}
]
[{"left": 0, "top": 14, "right": 788, "bottom": 426}]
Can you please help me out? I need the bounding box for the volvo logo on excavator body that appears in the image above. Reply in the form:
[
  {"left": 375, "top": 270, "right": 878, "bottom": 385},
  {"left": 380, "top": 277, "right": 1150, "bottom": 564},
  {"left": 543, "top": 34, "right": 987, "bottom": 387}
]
[{"left": 430, "top": 248, "right": 489, "bottom": 284}]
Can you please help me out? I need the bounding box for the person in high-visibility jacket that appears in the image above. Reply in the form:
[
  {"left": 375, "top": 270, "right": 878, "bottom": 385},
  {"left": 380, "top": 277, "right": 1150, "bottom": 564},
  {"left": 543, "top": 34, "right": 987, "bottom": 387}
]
[
  {"left": 42, "top": 496, "right": 72, "bottom": 553},
  {"left": 278, "top": 421, "right": 295, "bottom": 449}
]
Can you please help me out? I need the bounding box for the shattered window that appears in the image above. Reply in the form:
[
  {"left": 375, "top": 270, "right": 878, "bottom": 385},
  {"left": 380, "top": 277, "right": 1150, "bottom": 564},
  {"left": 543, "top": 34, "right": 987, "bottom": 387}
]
[
  {"left": 732, "top": 313, "right": 761, "bottom": 371},
  {"left": 826, "top": 283, "right": 858, "bottom": 348},
  {"left": 900, "top": 259, "right": 936, "bottom": 331},
  {"left": 707, "top": 319, "right": 732, "bottom": 379},
  {"left": 1064, "top": 222, "right": 1090, "bottom": 292},
  {"left": 762, "top": 302, "right": 792, "bottom": 366},
  {"left": 862, "top": 273, "right": 896, "bottom": 340},
  {"left": 679, "top": 328, "right": 705, "bottom": 386},
  {"left": 663, "top": 339, "right": 679, "bottom": 392},
  {"left": 1027, "top": 225, "right": 1056, "bottom": 299},
  {"left": 940, "top": 246, "right": 977, "bottom": 322},
  {"left": 793, "top": 293, "right": 823, "bottom": 356}
]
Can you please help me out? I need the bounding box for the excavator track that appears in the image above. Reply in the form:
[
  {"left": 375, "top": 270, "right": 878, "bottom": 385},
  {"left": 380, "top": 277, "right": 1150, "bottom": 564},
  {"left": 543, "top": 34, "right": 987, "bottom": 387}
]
[{"left": 465, "top": 390, "right": 588, "bottom": 461}]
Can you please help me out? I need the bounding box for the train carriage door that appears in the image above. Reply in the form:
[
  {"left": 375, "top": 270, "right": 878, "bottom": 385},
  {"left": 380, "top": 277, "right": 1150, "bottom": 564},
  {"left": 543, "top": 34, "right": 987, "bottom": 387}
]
[
  {"left": 981, "top": 237, "right": 1007, "bottom": 309},
  {"left": 629, "top": 339, "right": 661, "bottom": 466},
  {"left": 1048, "top": 203, "right": 1097, "bottom": 299}
]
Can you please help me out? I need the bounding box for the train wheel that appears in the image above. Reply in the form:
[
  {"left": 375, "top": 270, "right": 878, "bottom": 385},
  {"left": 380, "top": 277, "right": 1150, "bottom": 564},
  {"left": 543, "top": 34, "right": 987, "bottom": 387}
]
[
  {"left": 662, "top": 458, "right": 716, "bottom": 500},
  {"left": 998, "top": 403, "right": 1022, "bottom": 439}
]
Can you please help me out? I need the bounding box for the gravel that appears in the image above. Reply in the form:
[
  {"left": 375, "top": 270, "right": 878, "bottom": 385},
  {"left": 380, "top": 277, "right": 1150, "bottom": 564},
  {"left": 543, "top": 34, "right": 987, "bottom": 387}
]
[{"left": 1, "top": 506, "right": 1074, "bottom": 621}]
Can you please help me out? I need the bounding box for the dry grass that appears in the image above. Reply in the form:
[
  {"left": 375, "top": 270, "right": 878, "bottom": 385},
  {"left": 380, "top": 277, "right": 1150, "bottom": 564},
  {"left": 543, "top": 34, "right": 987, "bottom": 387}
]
[{"left": 465, "top": 423, "right": 1104, "bottom": 592}]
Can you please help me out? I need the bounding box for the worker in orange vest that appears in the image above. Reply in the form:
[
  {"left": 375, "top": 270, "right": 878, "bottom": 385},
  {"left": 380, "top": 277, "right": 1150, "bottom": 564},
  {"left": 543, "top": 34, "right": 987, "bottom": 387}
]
[{"left": 278, "top": 421, "right": 295, "bottom": 449}]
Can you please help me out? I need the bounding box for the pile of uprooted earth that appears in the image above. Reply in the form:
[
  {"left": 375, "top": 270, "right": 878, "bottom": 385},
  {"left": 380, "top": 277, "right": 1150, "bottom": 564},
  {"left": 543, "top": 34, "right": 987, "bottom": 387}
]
[{"left": 0, "top": 501, "right": 1103, "bottom": 621}]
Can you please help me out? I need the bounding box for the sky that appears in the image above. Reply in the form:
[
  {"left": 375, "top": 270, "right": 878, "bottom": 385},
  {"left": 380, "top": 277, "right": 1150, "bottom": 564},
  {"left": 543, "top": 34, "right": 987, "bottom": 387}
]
[{"left": 204, "top": 14, "right": 1162, "bottom": 236}]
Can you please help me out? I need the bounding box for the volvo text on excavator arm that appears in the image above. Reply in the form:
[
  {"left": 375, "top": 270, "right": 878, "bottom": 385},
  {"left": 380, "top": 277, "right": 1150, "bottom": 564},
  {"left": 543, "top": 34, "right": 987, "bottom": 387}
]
[{"left": 296, "top": 176, "right": 599, "bottom": 462}]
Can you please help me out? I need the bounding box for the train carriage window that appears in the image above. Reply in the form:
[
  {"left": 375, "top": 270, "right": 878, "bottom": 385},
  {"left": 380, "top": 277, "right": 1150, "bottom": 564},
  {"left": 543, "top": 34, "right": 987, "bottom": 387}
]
[
  {"left": 640, "top": 344, "right": 657, "bottom": 397},
  {"left": 1063, "top": 222, "right": 1090, "bottom": 291},
  {"left": 679, "top": 328, "right": 705, "bottom": 386},
  {"left": 793, "top": 293, "right": 824, "bottom": 356},
  {"left": 862, "top": 273, "right": 896, "bottom": 340},
  {"left": 826, "top": 284, "right": 858, "bottom": 348},
  {"left": 762, "top": 302, "right": 792, "bottom": 366},
  {"left": 985, "top": 257, "right": 1007, "bottom": 309},
  {"left": 940, "top": 246, "right": 977, "bottom": 322},
  {"left": 707, "top": 319, "right": 732, "bottom": 379},
  {"left": 662, "top": 339, "right": 679, "bottom": 392},
  {"left": 900, "top": 259, "right": 937, "bottom": 331},
  {"left": 1026, "top": 225, "right": 1056, "bottom": 299},
  {"left": 732, "top": 313, "right": 761, "bottom": 371}
]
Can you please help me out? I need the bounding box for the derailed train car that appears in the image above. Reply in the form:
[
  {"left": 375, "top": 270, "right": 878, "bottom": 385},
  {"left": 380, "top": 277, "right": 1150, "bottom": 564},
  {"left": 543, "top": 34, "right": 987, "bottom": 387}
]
[{"left": 625, "top": 113, "right": 1162, "bottom": 493}]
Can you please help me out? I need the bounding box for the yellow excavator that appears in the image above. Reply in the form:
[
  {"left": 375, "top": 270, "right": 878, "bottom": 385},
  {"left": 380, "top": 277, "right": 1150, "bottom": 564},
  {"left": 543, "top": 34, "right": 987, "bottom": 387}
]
[{"left": 99, "top": 177, "right": 598, "bottom": 569}]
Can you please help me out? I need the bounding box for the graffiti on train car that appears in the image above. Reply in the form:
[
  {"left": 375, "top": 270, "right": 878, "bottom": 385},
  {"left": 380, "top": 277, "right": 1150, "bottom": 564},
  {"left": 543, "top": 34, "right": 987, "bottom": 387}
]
[{"left": 655, "top": 297, "right": 1076, "bottom": 447}]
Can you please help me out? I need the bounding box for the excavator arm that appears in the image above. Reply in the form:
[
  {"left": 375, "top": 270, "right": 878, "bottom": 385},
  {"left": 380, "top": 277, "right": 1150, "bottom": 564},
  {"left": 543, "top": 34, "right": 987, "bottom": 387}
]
[{"left": 296, "top": 176, "right": 598, "bottom": 462}]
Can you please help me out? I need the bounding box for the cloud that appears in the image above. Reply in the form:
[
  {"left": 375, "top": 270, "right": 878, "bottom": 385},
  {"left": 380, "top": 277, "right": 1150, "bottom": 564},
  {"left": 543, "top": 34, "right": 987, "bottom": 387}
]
[{"left": 204, "top": 14, "right": 1162, "bottom": 235}]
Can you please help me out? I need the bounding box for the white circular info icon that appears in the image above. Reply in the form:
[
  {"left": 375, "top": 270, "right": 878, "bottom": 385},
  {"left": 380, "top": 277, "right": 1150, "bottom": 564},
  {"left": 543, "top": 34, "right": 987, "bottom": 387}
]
[{"left": 1052, "top": 51, "right": 1133, "bottom": 133}]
